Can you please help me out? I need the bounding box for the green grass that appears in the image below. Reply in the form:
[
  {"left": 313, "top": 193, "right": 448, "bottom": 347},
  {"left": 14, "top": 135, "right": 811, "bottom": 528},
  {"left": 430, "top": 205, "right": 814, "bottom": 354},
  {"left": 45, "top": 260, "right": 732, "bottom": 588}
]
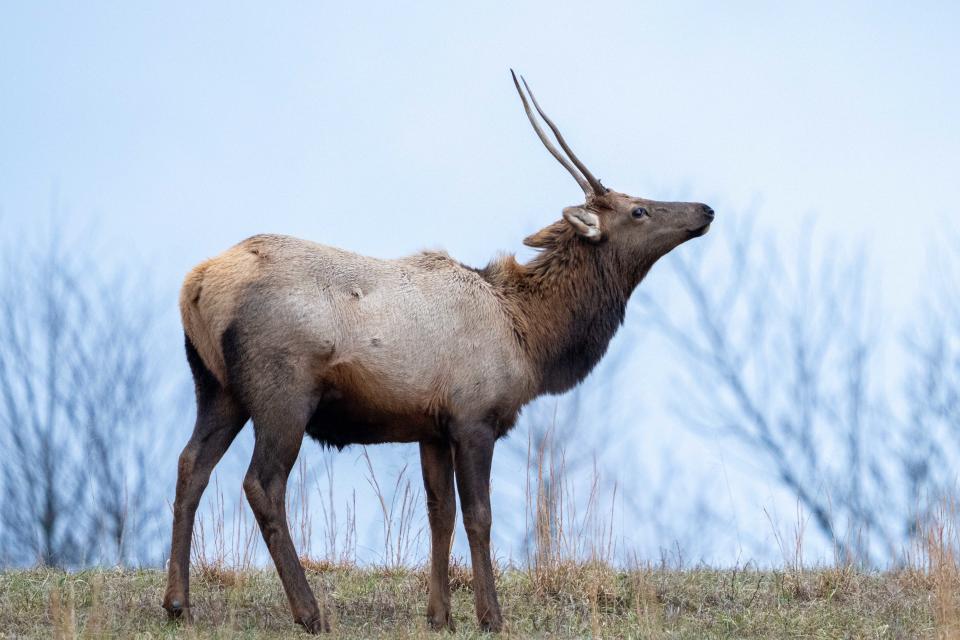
[{"left": 0, "top": 564, "right": 944, "bottom": 639}]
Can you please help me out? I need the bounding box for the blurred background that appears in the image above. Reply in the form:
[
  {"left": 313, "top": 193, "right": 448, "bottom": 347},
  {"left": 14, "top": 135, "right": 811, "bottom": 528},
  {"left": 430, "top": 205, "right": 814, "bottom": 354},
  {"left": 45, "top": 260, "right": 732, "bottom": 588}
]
[{"left": 1, "top": 1, "right": 958, "bottom": 569}]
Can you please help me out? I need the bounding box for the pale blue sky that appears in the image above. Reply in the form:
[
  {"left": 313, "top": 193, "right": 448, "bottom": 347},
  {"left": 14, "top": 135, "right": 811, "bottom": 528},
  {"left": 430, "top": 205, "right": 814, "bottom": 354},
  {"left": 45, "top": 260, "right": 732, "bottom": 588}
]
[{"left": 2, "top": 1, "right": 958, "bottom": 563}]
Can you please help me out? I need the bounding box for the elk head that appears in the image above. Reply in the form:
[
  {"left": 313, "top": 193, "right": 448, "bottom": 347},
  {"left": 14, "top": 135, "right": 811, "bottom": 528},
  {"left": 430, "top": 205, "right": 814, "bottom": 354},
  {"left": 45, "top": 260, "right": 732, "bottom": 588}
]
[{"left": 511, "top": 70, "right": 714, "bottom": 283}]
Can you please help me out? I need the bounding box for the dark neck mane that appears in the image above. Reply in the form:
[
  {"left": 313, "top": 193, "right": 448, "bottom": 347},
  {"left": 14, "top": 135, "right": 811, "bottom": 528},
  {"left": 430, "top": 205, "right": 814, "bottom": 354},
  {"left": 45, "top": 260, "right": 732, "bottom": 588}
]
[{"left": 480, "top": 221, "right": 633, "bottom": 395}]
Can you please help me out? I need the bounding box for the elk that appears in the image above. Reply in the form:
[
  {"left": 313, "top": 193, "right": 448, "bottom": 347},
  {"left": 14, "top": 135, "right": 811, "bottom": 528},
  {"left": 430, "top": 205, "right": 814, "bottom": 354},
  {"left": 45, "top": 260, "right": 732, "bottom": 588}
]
[{"left": 162, "top": 71, "right": 713, "bottom": 633}]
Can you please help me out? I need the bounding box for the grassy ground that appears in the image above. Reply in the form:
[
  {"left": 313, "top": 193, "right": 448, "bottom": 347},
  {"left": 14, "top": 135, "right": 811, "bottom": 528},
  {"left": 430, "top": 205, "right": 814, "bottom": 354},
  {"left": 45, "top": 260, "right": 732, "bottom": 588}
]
[{"left": 0, "top": 563, "right": 946, "bottom": 639}]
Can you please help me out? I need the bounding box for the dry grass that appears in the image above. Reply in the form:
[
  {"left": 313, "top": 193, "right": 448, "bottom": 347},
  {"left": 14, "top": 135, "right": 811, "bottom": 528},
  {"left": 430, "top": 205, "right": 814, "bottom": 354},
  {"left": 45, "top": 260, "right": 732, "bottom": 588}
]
[{"left": 0, "top": 563, "right": 943, "bottom": 639}]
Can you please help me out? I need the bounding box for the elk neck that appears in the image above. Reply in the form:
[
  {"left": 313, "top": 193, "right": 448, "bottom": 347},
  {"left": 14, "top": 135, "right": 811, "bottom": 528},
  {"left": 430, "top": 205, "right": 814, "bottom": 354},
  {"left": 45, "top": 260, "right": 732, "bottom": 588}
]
[{"left": 478, "top": 221, "right": 637, "bottom": 396}]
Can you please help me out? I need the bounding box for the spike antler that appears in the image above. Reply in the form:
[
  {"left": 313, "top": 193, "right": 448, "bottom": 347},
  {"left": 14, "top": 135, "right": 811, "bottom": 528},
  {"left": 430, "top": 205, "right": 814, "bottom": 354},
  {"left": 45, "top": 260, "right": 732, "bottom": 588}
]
[{"left": 510, "top": 70, "right": 608, "bottom": 196}]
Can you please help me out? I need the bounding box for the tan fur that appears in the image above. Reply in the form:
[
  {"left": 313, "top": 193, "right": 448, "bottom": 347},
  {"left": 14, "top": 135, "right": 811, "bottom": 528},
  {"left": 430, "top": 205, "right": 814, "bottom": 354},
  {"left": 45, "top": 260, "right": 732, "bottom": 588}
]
[{"left": 179, "top": 234, "right": 535, "bottom": 422}]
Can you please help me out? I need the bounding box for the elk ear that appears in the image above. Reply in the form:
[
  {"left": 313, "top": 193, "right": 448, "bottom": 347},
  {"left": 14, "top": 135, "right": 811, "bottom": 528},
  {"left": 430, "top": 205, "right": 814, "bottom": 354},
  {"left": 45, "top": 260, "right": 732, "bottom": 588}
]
[{"left": 562, "top": 206, "right": 602, "bottom": 241}]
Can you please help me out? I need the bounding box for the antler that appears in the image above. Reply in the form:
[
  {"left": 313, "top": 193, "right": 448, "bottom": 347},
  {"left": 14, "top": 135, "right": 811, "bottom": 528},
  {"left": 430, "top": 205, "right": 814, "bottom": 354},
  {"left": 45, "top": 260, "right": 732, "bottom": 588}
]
[{"left": 510, "top": 70, "right": 607, "bottom": 196}]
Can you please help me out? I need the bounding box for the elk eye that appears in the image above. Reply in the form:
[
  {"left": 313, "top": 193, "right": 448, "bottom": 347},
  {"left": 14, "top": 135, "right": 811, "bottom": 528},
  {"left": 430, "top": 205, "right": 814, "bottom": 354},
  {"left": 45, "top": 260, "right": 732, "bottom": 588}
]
[{"left": 631, "top": 207, "right": 648, "bottom": 219}]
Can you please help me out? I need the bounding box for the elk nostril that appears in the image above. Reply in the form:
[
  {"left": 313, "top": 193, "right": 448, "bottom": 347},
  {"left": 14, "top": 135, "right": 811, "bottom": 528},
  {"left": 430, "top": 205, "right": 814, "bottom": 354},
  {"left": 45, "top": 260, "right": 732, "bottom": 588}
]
[{"left": 702, "top": 205, "right": 715, "bottom": 219}]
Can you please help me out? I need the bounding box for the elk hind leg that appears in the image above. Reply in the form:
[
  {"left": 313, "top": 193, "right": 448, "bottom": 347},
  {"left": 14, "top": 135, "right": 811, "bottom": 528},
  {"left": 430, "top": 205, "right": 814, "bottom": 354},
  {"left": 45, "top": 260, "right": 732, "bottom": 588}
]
[
  {"left": 163, "top": 339, "right": 248, "bottom": 619},
  {"left": 244, "top": 402, "right": 328, "bottom": 633}
]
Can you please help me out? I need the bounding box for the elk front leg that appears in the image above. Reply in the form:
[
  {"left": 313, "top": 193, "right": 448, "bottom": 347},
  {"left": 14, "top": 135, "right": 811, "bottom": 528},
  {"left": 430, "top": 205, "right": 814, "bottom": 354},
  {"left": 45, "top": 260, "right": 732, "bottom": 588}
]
[
  {"left": 420, "top": 439, "right": 457, "bottom": 631},
  {"left": 244, "top": 412, "right": 328, "bottom": 634},
  {"left": 453, "top": 425, "right": 503, "bottom": 632}
]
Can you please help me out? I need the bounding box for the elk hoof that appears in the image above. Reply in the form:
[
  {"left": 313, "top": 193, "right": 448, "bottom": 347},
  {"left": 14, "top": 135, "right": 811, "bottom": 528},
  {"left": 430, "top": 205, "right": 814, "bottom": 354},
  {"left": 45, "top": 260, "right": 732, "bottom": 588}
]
[
  {"left": 299, "top": 613, "right": 330, "bottom": 634},
  {"left": 427, "top": 610, "right": 456, "bottom": 631},
  {"left": 164, "top": 600, "right": 192, "bottom": 623},
  {"left": 479, "top": 615, "right": 503, "bottom": 633}
]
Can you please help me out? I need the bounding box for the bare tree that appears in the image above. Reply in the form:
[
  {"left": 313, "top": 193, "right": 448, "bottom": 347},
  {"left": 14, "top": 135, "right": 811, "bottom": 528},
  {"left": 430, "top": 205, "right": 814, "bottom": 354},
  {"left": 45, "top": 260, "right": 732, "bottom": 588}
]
[
  {"left": 901, "top": 234, "right": 960, "bottom": 528},
  {"left": 0, "top": 229, "right": 165, "bottom": 567},
  {"left": 638, "top": 218, "right": 892, "bottom": 564}
]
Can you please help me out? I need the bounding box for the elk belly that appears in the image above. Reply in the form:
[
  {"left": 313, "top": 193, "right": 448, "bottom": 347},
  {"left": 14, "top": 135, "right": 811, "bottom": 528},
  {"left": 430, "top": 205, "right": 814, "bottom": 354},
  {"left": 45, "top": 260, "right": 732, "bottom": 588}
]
[{"left": 304, "top": 363, "right": 446, "bottom": 449}]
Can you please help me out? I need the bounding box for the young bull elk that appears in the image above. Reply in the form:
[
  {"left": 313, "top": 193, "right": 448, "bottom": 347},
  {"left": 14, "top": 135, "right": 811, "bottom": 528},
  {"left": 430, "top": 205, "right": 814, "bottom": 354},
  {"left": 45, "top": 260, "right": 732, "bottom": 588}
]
[{"left": 163, "top": 71, "right": 714, "bottom": 633}]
